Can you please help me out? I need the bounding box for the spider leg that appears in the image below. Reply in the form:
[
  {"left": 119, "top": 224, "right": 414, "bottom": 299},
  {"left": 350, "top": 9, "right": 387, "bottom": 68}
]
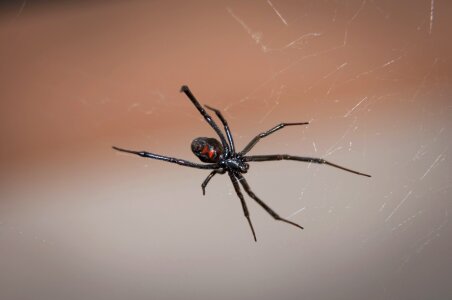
[
  {"left": 112, "top": 146, "right": 220, "bottom": 170},
  {"left": 244, "top": 154, "right": 371, "bottom": 177},
  {"left": 201, "top": 169, "right": 226, "bottom": 195},
  {"left": 235, "top": 173, "right": 304, "bottom": 231},
  {"left": 204, "top": 105, "right": 235, "bottom": 154},
  {"left": 228, "top": 172, "right": 257, "bottom": 241},
  {"left": 240, "top": 122, "right": 309, "bottom": 155},
  {"left": 180, "top": 85, "right": 230, "bottom": 156}
]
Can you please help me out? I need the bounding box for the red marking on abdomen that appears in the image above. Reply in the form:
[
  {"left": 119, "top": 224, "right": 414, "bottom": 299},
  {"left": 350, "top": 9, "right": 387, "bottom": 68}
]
[
  {"left": 201, "top": 145, "right": 216, "bottom": 159},
  {"left": 201, "top": 145, "right": 210, "bottom": 155},
  {"left": 208, "top": 148, "right": 215, "bottom": 159}
]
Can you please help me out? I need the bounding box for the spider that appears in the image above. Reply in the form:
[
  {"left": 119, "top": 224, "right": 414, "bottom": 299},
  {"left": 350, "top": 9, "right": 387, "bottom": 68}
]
[{"left": 113, "top": 85, "right": 371, "bottom": 241}]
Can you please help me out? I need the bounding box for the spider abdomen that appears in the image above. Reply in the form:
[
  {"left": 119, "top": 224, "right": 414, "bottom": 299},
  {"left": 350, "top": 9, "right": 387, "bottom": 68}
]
[{"left": 191, "top": 137, "right": 223, "bottom": 163}]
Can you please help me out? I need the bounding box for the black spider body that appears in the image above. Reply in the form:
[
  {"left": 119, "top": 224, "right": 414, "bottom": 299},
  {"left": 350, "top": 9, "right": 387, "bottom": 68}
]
[
  {"left": 219, "top": 156, "right": 249, "bottom": 174},
  {"left": 113, "top": 85, "right": 371, "bottom": 241},
  {"left": 193, "top": 138, "right": 249, "bottom": 173},
  {"left": 191, "top": 137, "right": 224, "bottom": 163}
]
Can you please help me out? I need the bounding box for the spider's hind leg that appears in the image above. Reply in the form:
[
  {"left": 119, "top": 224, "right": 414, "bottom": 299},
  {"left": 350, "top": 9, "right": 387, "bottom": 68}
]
[
  {"left": 180, "top": 85, "right": 230, "bottom": 156},
  {"left": 235, "top": 173, "right": 304, "bottom": 231},
  {"left": 204, "top": 105, "right": 235, "bottom": 154},
  {"left": 229, "top": 172, "right": 257, "bottom": 241}
]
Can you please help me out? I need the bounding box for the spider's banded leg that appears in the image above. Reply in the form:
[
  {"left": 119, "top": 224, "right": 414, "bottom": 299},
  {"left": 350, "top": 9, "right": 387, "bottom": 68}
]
[
  {"left": 205, "top": 105, "right": 235, "bottom": 154},
  {"left": 229, "top": 172, "right": 257, "bottom": 241},
  {"left": 201, "top": 169, "right": 226, "bottom": 195},
  {"left": 112, "top": 146, "right": 220, "bottom": 170},
  {"left": 235, "top": 173, "right": 304, "bottom": 231},
  {"left": 180, "top": 85, "right": 230, "bottom": 156},
  {"left": 244, "top": 155, "right": 371, "bottom": 177},
  {"left": 240, "top": 122, "right": 309, "bottom": 155}
]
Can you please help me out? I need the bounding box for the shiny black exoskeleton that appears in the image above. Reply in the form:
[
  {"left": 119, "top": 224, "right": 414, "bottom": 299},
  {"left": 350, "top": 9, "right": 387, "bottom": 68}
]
[
  {"left": 113, "top": 85, "right": 371, "bottom": 241},
  {"left": 191, "top": 137, "right": 249, "bottom": 173}
]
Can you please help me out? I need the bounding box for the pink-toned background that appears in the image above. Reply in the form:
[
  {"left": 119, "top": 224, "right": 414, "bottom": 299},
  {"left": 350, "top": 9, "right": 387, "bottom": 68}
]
[{"left": 1, "top": 1, "right": 451, "bottom": 299}]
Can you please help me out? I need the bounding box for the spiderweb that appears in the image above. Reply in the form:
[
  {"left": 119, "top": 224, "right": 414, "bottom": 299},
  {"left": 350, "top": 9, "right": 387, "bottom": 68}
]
[{"left": 0, "top": 1, "right": 450, "bottom": 299}]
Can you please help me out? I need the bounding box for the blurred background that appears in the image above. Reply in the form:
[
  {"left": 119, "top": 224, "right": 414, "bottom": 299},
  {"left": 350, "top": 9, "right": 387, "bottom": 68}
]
[{"left": 1, "top": 1, "right": 451, "bottom": 299}]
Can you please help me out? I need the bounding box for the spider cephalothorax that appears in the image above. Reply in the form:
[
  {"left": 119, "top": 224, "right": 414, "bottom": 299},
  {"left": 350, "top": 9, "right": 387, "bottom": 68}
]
[{"left": 113, "top": 85, "right": 371, "bottom": 241}]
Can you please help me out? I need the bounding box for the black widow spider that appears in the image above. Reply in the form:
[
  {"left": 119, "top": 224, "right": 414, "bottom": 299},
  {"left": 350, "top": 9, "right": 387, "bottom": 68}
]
[{"left": 113, "top": 85, "right": 371, "bottom": 241}]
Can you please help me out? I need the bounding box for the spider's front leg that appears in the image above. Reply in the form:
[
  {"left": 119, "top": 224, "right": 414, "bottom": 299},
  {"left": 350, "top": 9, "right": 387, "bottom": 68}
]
[
  {"left": 201, "top": 169, "right": 226, "bottom": 195},
  {"left": 240, "top": 122, "right": 309, "bottom": 155},
  {"left": 244, "top": 154, "right": 371, "bottom": 177}
]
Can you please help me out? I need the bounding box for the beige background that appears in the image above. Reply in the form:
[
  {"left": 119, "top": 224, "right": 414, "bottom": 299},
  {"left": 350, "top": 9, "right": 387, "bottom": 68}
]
[{"left": 1, "top": 1, "right": 451, "bottom": 299}]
